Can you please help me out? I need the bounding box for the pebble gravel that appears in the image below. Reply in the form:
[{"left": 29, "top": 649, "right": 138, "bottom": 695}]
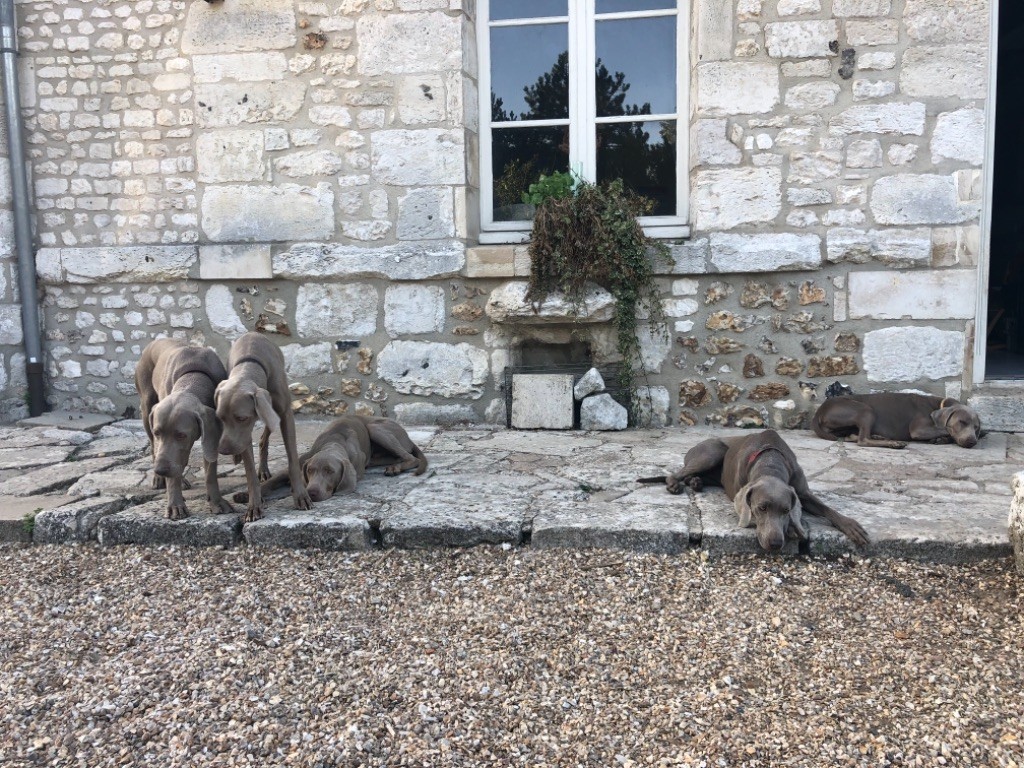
[{"left": 1, "top": 544, "right": 1022, "bottom": 767}]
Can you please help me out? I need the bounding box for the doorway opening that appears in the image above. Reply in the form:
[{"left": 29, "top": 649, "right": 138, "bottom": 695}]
[{"left": 988, "top": 1, "right": 1024, "bottom": 378}]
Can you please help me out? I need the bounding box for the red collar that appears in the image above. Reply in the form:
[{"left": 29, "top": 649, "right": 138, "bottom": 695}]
[{"left": 747, "top": 446, "right": 783, "bottom": 466}]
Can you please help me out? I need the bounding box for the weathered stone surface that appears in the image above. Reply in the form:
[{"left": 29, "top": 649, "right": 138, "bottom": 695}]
[
  {"left": 740, "top": 282, "right": 789, "bottom": 310},
  {"left": 710, "top": 233, "right": 822, "bottom": 272},
  {"left": 798, "top": 281, "right": 827, "bottom": 305},
  {"left": 384, "top": 285, "right": 446, "bottom": 338},
  {"left": 194, "top": 83, "right": 306, "bottom": 127},
  {"left": 394, "top": 403, "right": 479, "bottom": 426},
  {"left": 486, "top": 281, "right": 616, "bottom": 325},
  {"left": 863, "top": 326, "right": 965, "bottom": 381},
  {"left": 692, "top": 119, "right": 742, "bottom": 165},
  {"left": 826, "top": 228, "right": 932, "bottom": 266},
  {"left": 705, "top": 336, "right": 744, "bottom": 354},
  {"left": 203, "top": 184, "right": 334, "bottom": 242},
  {"left": 680, "top": 380, "right": 712, "bottom": 408},
  {"left": 574, "top": 368, "right": 606, "bottom": 401},
  {"left": 510, "top": 374, "right": 574, "bottom": 430},
  {"left": 834, "top": 0, "right": 891, "bottom": 15},
  {"left": 743, "top": 354, "right": 765, "bottom": 378},
  {"left": 870, "top": 175, "right": 979, "bottom": 226},
  {"left": 905, "top": 0, "right": 989, "bottom": 43},
  {"left": 275, "top": 241, "right": 465, "bottom": 281},
  {"left": 706, "top": 311, "right": 759, "bottom": 332},
  {"left": 357, "top": 13, "right": 462, "bottom": 75},
  {"left": 696, "top": 61, "right": 780, "bottom": 116},
  {"left": 243, "top": 509, "right": 372, "bottom": 551},
  {"left": 0, "top": 456, "right": 126, "bottom": 496},
  {"left": 199, "top": 244, "right": 273, "bottom": 280},
  {"left": 847, "top": 139, "right": 883, "bottom": 168},
  {"left": 715, "top": 382, "right": 741, "bottom": 403},
  {"left": 0, "top": 444, "right": 76, "bottom": 470},
  {"left": 835, "top": 333, "right": 861, "bottom": 352},
  {"left": 633, "top": 386, "right": 670, "bottom": 428},
  {"left": 828, "top": 103, "right": 926, "bottom": 135},
  {"left": 98, "top": 500, "right": 243, "bottom": 548},
  {"left": 205, "top": 285, "right": 249, "bottom": 340},
  {"left": 666, "top": 240, "right": 710, "bottom": 274},
  {"left": 37, "top": 247, "right": 197, "bottom": 285},
  {"left": 694, "top": 167, "right": 782, "bottom": 229},
  {"left": 709, "top": 406, "right": 767, "bottom": 428},
  {"left": 777, "top": 0, "right": 821, "bottom": 15},
  {"left": 580, "top": 394, "right": 628, "bottom": 431},
  {"left": 281, "top": 342, "right": 333, "bottom": 378},
  {"left": 806, "top": 356, "right": 859, "bottom": 377},
  {"left": 196, "top": 131, "right": 266, "bottom": 182},
  {"left": 849, "top": 270, "right": 976, "bottom": 320},
  {"left": 183, "top": 0, "right": 296, "bottom": 54},
  {"left": 1011, "top": 472, "right": 1024, "bottom": 575},
  {"left": 968, "top": 393, "right": 1024, "bottom": 434},
  {"left": 532, "top": 499, "right": 690, "bottom": 554},
  {"left": 765, "top": 20, "right": 839, "bottom": 58},
  {"left": 784, "top": 82, "right": 840, "bottom": 110},
  {"left": 275, "top": 150, "right": 346, "bottom": 178},
  {"left": 776, "top": 357, "right": 804, "bottom": 376},
  {"left": 0, "top": 304, "right": 22, "bottom": 345},
  {"left": 372, "top": 130, "right": 464, "bottom": 185},
  {"left": 379, "top": 342, "right": 489, "bottom": 400},
  {"left": 749, "top": 383, "right": 791, "bottom": 401},
  {"left": 846, "top": 19, "right": 899, "bottom": 45},
  {"left": 295, "top": 284, "right": 379, "bottom": 338},
  {"left": 900, "top": 45, "right": 987, "bottom": 99},
  {"left": 33, "top": 496, "right": 129, "bottom": 544},
  {"left": 397, "top": 188, "right": 456, "bottom": 240},
  {"left": 787, "top": 150, "right": 842, "bottom": 184},
  {"left": 192, "top": 52, "right": 288, "bottom": 83},
  {"left": 931, "top": 108, "right": 985, "bottom": 165}
]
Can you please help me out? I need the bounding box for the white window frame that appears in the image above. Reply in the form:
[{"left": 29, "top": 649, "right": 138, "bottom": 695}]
[{"left": 477, "top": 1, "right": 690, "bottom": 244}]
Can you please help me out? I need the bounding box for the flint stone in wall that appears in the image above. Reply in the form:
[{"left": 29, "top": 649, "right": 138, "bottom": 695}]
[
  {"left": 202, "top": 184, "right": 334, "bottom": 242},
  {"left": 205, "top": 285, "right": 248, "bottom": 340},
  {"left": 295, "top": 284, "right": 379, "bottom": 338},
  {"left": 905, "top": 0, "right": 989, "bottom": 43},
  {"left": 0, "top": 304, "right": 22, "bottom": 345},
  {"left": 826, "top": 228, "right": 931, "bottom": 266},
  {"left": 372, "top": 130, "right": 465, "bottom": 186},
  {"left": 764, "top": 20, "right": 839, "bottom": 58},
  {"left": 863, "top": 326, "right": 964, "bottom": 382},
  {"left": 196, "top": 130, "right": 266, "bottom": 182},
  {"left": 199, "top": 244, "right": 272, "bottom": 280},
  {"left": 378, "top": 341, "right": 489, "bottom": 399},
  {"left": 384, "top": 285, "right": 446, "bottom": 338},
  {"left": 282, "top": 342, "right": 333, "bottom": 378},
  {"left": 397, "top": 188, "right": 456, "bottom": 240},
  {"left": 828, "top": 103, "right": 926, "bottom": 135},
  {"left": 696, "top": 61, "right": 780, "bottom": 116},
  {"left": 710, "top": 233, "right": 822, "bottom": 273},
  {"left": 37, "top": 246, "right": 197, "bottom": 284},
  {"left": 931, "top": 109, "right": 985, "bottom": 166},
  {"left": 692, "top": 119, "right": 742, "bottom": 166},
  {"left": 194, "top": 83, "right": 306, "bottom": 128},
  {"left": 182, "top": 0, "right": 296, "bottom": 54},
  {"left": 693, "top": 167, "right": 781, "bottom": 230},
  {"left": 900, "top": 46, "right": 987, "bottom": 99},
  {"left": 848, "top": 270, "right": 977, "bottom": 319},
  {"left": 870, "top": 174, "right": 980, "bottom": 226},
  {"left": 357, "top": 13, "right": 462, "bottom": 76},
  {"left": 193, "top": 52, "right": 288, "bottom": 83},
  {"left": 485, "top": 281, "right": 616, "bottom": 325},
  {"left": 274, "top": 240, "right": 465, "bottom": 280}
]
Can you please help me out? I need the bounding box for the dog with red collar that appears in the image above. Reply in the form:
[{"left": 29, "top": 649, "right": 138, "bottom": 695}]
[{"left": 638, "top": 429, "right": 868, "bottom": 551}]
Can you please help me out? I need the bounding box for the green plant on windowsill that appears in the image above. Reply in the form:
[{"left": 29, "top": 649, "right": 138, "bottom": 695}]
[
  {"left": 525, "top": 177, "right": 670, "bottom": 423},
  {"left": 521, "top": 170, "right": 576, "bottom": 206}
]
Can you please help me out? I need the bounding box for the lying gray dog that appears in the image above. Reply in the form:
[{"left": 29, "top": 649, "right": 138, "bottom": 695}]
[
  {"left": 811, "top": 393, "right": 981, "bottom": 449},
  {"left": 135, "top": 338, "right": 234, "bottom": 520},
  {"left": 215, "top": 332, "right": 312, "bottom": 522},
  {"left": 234, "top": 415, "right": 428, "bottom": 504},
  {"left": 639, "top": 429, "right": 868, "bottom": 551}
]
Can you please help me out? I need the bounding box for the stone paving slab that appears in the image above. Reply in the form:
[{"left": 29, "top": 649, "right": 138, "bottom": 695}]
[
  {"left": 18, "top": 411, "right": 117, "bottom": 432},
  {"left": 0, "top": 496, "right": 73, "bottom": 543},
  {"left": 0, "top": 415, "right": 1019, "bottom": 561}
]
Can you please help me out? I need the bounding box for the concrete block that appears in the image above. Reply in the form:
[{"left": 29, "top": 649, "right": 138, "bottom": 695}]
[{"left": 511, "top": 374, "right": 574, "bottom": 430}]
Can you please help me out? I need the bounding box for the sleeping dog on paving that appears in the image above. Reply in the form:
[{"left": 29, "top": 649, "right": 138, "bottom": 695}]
[
  {"left": 639, "top": 429, "right": 868, "bottom": 551},
  {"left": 811, "top": 393, "right": 982, "bottom": 449}
]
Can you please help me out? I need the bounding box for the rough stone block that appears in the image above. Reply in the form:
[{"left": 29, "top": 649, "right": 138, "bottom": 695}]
[
  {"left": 202, "top": 184, "right": 334, "bottom": 242},
  {"left": 764, "top": 20, "right": 838, "bottom": 58},
  {"left": 281, "top": 342, "right": 333, "bottom": 377},
  {"left": 784, "top": 82, "right": 840, "bottom": 110},
  {"left": 532, "top": 498, "right": 691, "bottom": 554},
  {"left": 485, "top": 281, "right": 616, "bottom": 325},
  {"left": 710, "top": 233, "right": 822, "bottom": 272},
  {"left": 194, "top": 83, "right": 305, "bottom": 128},
  {"left": 846, "top": 19, "right": 899, "bottom": 45},
  {"left": 862, "top": 326, "right": 965, "bottom": 381},
  {"left": 849, "top": 269, "right": 976, "bottom": 319},
  {"left": 464, "top": 246, "right": 517, "bottom": 278},
  {"left": 243, "top": 509, "right": 372, "bottom": 551},
  {"left": 828, "top": 103, "right": 926, "bottom": 135},
  {"left": 199, "top": 244, "right": 272, "bottom": 280},
  {"left": 833, "top": 0, "right": 891, "bottom": 15},
  {"left": 633, "top": 386, "right": 671, "bottom": 427},
  {"left": 0, "top": 304, "right": 23, "bottom": 345},
  {"left": 696, "top": 61, "right": 780, "bottom": 116},
  {"left": 905, "top": 0, "right": 989, "bottom": 43},
  {"left": 33, "top": 496, "right": 129, "bottom": 544},
  {"left": 870, "top": 174, "right": 979, "bottom": 225},
  {"left": 357, "top": 13, "right": 462, "bottom": 75},
  {"left": 371, "top": 130, "right": 465, "bottom": 185},
  {"left": 580, "top": 394, "right": 628, "bottom": 431},
  {"left": 693, "top": 167, "right": 781, "bottom": 230},
  {"left": 511, "top": 374, "right": 574, "bottom": 430},
  {"left": 393, "top": 402, "right": 479, "bottom": 426},
  {"left": 397, "top": 188, "right": 455, "bottom": 240},
  {"left": 0, "top": 456, "right": 126, "bottom": 497},
  {"left": 38, "top": 246, "right": 197, "bottom": 284},
  {"left": 384, "top": 284, "right": 446, "bottom": 337},
  {"left": 574, "top": 368, "right": 606, "bottom": 401},
  {"left": 183, "top": 0, "right": 296, "bottom": 53},
  {"left": 931, "top": 108, "right": 985, "bottom": 166},
  {"left": 900, "top": 45, "right": 987, "bottom": 99},
  {"left": 295, "top": 283, "right": 379, "bottom": 338},
  {"left": 275, "top": 241, "right": 465, "bottom": 281},
  {"left": 692, "top": 119, "right": 742, "bottom": 166},
  {"left": 826, "top": 228, "right": 931, "bottom": 266},
  {"left": 1012, "top": 472, "right": 1024, "bottom": 575},
  {"left": 192, "top": 52, "right": 289, "bottom": 83},
  {"left": 97, "top": 500, "right": 243, "bottom": 548},
  {"left": 378, "top": 341, "right": 489, "bottom": 399}
]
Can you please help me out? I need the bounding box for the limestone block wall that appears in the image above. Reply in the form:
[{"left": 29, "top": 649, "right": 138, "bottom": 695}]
[
  {"left": 0, "top": 0, "right": 994, "bottom": 427},
  {"left": 1, "top": 102, "right": 27, "bottom": 422}
]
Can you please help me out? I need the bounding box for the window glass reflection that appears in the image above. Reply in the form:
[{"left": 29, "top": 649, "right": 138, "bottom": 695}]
[
  {"left": 596, "top": 120, "right": 676, "bottom": 216},
  {"left": 491, "top": 0, "right": 568, "bottom": 20},
  {"left": 491, "top": 26, "right": 569, "bottom": 121},
  {"left": 596, "top": 16, "right": 675, "bottom": 117},
  {"left": 492, "top": 125, "right": 570, "bottom": 221}
]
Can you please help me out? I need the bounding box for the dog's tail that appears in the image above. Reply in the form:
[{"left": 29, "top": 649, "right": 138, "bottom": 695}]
[
  {"left": 412, "top": 443, "right": 428, "bottom": 475},
  {"left": 636, "top": 475, "right": 667, "bottom": 485}
]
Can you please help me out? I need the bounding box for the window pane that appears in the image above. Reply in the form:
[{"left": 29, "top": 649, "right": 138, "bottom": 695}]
[
  {"left": 596, "top": 16, "right": 675, "bottom": 117},
  {"left": 491, "top": 25, "right": 569, "bottom": 121},
  {"left": 491, "top": 0, "right": 567, "bottom": 21},
  {"left": 597, "top": 0, "right": 676, "bottom": 12},
  {"left": 492, "top": 126, "right": 570, "bottom": 221},
  {"left": 596, "top": 120, "right": 676, "bottom": 216}
]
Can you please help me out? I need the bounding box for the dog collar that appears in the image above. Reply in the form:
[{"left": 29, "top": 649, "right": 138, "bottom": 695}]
[
  {"left": 747, "top": 446, "right": 784, "bottom": 466},
  {"left": 233, "top": 355, "right": 269, "bottom": 378}
]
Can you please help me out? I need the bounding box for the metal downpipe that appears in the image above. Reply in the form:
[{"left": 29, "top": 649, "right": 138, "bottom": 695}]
[{"left": 1, "top": 0, "right": 45, "bottom": 417}]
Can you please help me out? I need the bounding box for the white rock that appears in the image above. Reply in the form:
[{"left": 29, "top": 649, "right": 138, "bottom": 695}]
[
  {"left": 784, "top": 82, "right": 840, "bottom": 110},
  {"left": 900, "top": 45, "right": 987, "bottom": 99},
  {"left": 182, "top": 0, "right": 296, "bottom": 54},
  {"left": 371, "top": 130, "right": 465, "bottom": 185},
  {"left": 787, "top": 150, "right": 842, "bottom": 184},
  {"left": 202, "top": 184, "right": 334, "bottom": 242},
  {"left": 849, "top": 270, "right": 977, "bottom": 319},
  {"left": 274, "top": 150, "right": 346, "bottom": 178},
  {"left": 777, "top": 0, "right": 821, "bottom": 15},
  {"left": 829, "top": 103, "right": 926, "bottom": 135},
  {"left": 710, "top": 233, "right": 822, "bottom": 272},
  {"left": 858, "top": 52, "right": 897, "bottom": 69},
  {"left": 397, "top": 188, "right": 456, "bottom": 240},
  {"left": 833, "top": 0, "right": 891, "bottom": 15},
  {"left": 846, "top": 139, "right": 883, "bottom": 168},
  {"left": 846, "top": 20, "right": 899, "bottom": 45},
  {"left": 295, "top": 284, "right": 379, "bottom": 338},
  {"left": 636, "top": 322, "right": 672, "bottom": 374},
  {"left": 764, "top": 20, "right": 838, "bottom": 58},
  {"left": 580, "top": 394, "right": 628, "bottom": 431},
  {"left": 692, "top": 119, "right": 742, "bottom": 166},
  {"left": 787, "top": 188, "right": 832, "bottom": 206},
  {"left": 573, "top": 368, "right": 606, "bottom": 401},
  {"left": 888, "top": 143, "right": 919, "bottom": 165},
  {"left": 197, "top": 131, "right": 267, "bottom": 183},
  {"left": 205, "top": 285, "right": 248, "bottom": 340},
  {"left": 397, "top": 76, "right": 447, "bottom": 124},
  {"left": 931, "top": 108, "right": 985, "bottom": 166},
  {"left": 38, "top": 246, "right": 197, "bottom": 284},
  {"left": 357, "top": 13, "right": 462, "bottom": 75},
  {"left": 905, "top": 0, "right": 989, "bottom": 43},
  {"left": 192, "top": 52, "right": 288, "bottom": 83},
  {"left": 378, "top": 341, "right": 489, "bottom": 399},
  {"left": 274, "top": 241, "right": 465, "bottom": 281},
  {"left": 394, "top": 402, "right": 479, "bottom": 426},
  {"left": 194, "top": 83, "right": 305, "bottom": 128},
  {"left": 199, "top": 244, "right": 272, "bottom": 280},
  {"left": 852, "top": 80, "right": 896, "bottom": 100},
  {"left": 692, "top": 167, "right": 782, "bottom": 230},
  {"left": 863, "top": 326, "right": 965, "bottom": 381},
  {"left": 633, "top": 386, "right": 671, "bottom": 428},
  {"left": 696, "top": 61, "right": 780, "bottom": 116},
  {"left": 870, "top": 174, "right": 980, "bottom": 225},
  {"left": 384, "top": 285, "right": 446, "bottom": 338},
  {"left": 826, "top": 228, "right": 932, "bottom": 266},
  {"left": 281, "top": 342, "right": 333, "bottom": 378},
  {"left": 485, "top": 281, "right": 616, "bottom": 325},
  {"left": 0, "top": 304, "right": 22, "bottom": 345}
]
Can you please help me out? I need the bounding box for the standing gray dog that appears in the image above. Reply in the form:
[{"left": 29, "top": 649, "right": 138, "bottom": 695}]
[
  {"left": 135, "top": 338, "right": 234, "bottom": 520},
  {"left": 639, "top": 429, "right": 868, "bottom": 551},
  {"left": 811, "top": 393, "right": 981, "bottom": 449},
  {"left": 215, "top": 332, "right": 312, "bottom": 522}
]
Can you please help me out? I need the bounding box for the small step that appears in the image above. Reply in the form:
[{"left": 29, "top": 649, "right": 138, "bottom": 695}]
[
  {"left": 968, "top": 385, "right": 1024, "bottom": 433},
  {"left": 17, "top": 411, "right": 117, "bottom": 433}
]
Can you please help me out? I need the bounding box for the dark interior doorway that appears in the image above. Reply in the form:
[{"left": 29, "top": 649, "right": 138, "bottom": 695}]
[{"left": 989, "top": 2, "right": 1024, "bottom": 378}]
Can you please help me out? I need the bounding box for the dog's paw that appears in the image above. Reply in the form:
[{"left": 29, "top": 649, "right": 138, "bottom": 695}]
[
  {"left": 686, "top": 477, "right": 704, "bottom": 492},
  {"left": 243, "top": 505, "right": 264, "bottom": 523},
  {"left": 166, "top": 503, "right": 189, "bottom": 520},
  {"left": 294, "top": 490, "right": 314, "bottom": 511},
  {"left": 929, "top": 436, "right": 953, "bottom": 445},
  {"left": 837, "top": 517, "right": 870, "bottom": 548},
  {"left": 211, "top": 498, "right": 236, "bottom": 515},
  {"left": 258, "top": 467, "right": 272, "bottom": 482},
  {"left": 384, "top": 464, "right": 402, "bottom": 477}
]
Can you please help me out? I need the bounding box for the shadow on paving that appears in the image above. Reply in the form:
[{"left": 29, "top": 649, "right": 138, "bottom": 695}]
[{"left": 0, "top": 417, "right": 1017, "bottom": 563}]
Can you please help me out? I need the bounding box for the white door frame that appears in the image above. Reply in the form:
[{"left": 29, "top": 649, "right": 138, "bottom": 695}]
[{"left": 974, "top": 0, "right": 1001, "bottom": 385}]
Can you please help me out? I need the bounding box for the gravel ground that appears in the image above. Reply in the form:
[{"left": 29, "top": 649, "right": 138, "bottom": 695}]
[{"left": 1, "top": 545, "right": 1022, "bottom": 768}]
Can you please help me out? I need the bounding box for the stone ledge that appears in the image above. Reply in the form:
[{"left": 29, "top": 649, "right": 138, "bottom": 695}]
[{"left": 97, "top": 500, "right": 244, "bottom": 548}]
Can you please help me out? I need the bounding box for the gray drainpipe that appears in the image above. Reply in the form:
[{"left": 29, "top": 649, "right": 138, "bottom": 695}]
[{"left": 1, "top": 0, "right": 45, "bottom": 417}]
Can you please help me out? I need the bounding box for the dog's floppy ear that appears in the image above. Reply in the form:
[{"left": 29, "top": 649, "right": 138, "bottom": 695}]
[
  {"left": 786, "top": 487, "right": 808, "bottom": 541},
  {"left": 196, "top": 405, "right": 220, "bottom": 464},
  {"left": 213, "top": 380, "right": 227, "bottom": 409},
  {"left": 253, "top": 388, "right": 281, "bottom": 433},
  {"left": 734, "top": 482, "right": 756, "bottom": 528},
  {"left": 931, "top": 406, "right": 957, "bottom": 430},
  {"left": 302, "top": 458, "right": 312, "bottom": 485},
  {"left": 337, "top": 457, "right": 358, "bottom": 494}
]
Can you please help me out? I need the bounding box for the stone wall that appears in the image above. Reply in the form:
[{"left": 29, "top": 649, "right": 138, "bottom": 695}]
[{"left": 0, "top": 0, "right": 992, "bottom": 427}]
